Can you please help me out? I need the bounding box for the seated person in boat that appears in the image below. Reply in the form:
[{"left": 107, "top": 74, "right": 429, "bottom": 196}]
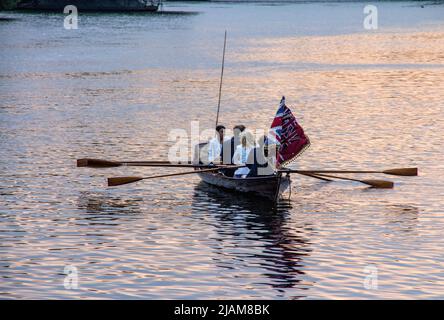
[
  {"left": 208, "top": 125, "right": 230, "bottom": 164},
  {"left": 232, "top": 130, "right": 255, "bottom": 178},
  {"left": 246, "top": 135, "right": 277, "bottom": 177},
  {"left": 222, "top": 124, "right": 246, "bottom": 164}
]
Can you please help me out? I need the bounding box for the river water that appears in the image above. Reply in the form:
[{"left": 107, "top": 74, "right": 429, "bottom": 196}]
[{"left": 1, "top": 1, "right": 444, "bottom": 299}]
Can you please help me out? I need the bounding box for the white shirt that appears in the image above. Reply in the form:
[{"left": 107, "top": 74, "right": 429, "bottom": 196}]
[
  {"left": 208, "top": 136, "right": 230, "bottom": 163},
  {"left": 232, "top": 145, "right": 253, "bottom": 165},
  {"left": 233, "top": 145, "right": 253, "bottom": 177}
]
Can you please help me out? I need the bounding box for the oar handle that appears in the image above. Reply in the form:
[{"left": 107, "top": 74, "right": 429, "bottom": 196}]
[
  {"left": 120, "top": 163, "right": 228, "bottom": 168},
  {"left": 141, "top": 166, "right": 234, "bottom": 180},
  {"left": 311, "top": 173, "right": 365, "bottom": 183},
  {"left": 297, "top": 172, "right": 334, "bottom": 182}
]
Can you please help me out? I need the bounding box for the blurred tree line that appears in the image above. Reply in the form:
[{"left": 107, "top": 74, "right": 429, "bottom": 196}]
[
  {"left": 0, "top": 0, "right": 19, "bottom": 10},
  {"left": 1, "top": 0, "right": 443, "bottom": 11}
]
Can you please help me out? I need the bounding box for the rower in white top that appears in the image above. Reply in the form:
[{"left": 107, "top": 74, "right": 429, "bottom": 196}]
[
  {"left": 208, "top": 125, "right": 231, "bottom": 164},
  {"left": 232, "top": 131, "right": 255, "bottom": 178}
]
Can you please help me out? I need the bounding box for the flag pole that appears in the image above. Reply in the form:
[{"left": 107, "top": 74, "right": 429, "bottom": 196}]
[{"left": 215, "top": 30, "right": 227, "bottom": 128}]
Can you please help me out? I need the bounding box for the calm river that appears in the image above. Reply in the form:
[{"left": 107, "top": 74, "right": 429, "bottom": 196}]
[{"left": 1, "top": 1, "right": 444, "bottom": 299}]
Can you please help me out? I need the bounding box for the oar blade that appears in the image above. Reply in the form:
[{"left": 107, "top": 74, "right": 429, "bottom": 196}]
[
  {"left": 383, "top": 167, "right": 418, "bottom": 176},
  {"left": 77, "top": 158, "right": 121, "bottom": 168},
  {"left": 108, "top": 176, "right": 143, "bottom": 187},
  {"left": 362, "top": 179, "right": 394, "bottom": 189}
]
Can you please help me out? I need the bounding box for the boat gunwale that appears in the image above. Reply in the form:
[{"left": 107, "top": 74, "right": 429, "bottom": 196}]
[{"left": 196, "top": 169, "right": 288, "bottom": 182}]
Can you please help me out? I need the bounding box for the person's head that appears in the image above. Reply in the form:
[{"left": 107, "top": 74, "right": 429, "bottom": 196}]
[
  {"left": 216, "top": 125, "right": 225, "bottom": 140},
  {"left": 240, "top": 131, "right": 254, "bottom": 148},
  {"left": 233, "top": 125, "right": 246, "bottom": 137}
]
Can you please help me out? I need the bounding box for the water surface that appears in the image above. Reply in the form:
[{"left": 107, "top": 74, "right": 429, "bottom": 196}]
[{"left": 1, "top": 2, "right": 444, "bottom": 299}]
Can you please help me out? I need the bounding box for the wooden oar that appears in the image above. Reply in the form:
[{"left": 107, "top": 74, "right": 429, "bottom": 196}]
[
  {"left": 281, "top": 167, "right": 417, "bottom": 176},
  {"left": 77, "top": 158, "right": 172, "bottom": 167},
  {"left": 297, "top": 172, "right": 334, "bottom": 182},
  {"left": 77, "top": 158, "right": 225, "bottom": 168},
  {"left": 309, "top": 173, "right": 394, "bottom": 188},
  {"left": 108, "top": 166, "right": 243, "bottom": 187}
]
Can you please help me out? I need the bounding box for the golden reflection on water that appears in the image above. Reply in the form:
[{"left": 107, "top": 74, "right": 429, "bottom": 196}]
[{"left": 239, "top": 32, "right": 444, "bottom": 65}]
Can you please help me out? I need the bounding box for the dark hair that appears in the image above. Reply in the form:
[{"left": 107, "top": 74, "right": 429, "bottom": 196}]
[
  {"left": 233, "top": 125, "right": 246, "bottom": 132},
  {"left": 216, "top": 125, "right": 226, "bottom": 132}
]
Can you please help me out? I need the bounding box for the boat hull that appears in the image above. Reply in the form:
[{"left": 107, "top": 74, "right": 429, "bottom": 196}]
[
  {"left": 193, "top": 142, "right": 290, "bottom": 202},
  {"left": 197, "top": 171, "right": 290, "bottom": 202}
]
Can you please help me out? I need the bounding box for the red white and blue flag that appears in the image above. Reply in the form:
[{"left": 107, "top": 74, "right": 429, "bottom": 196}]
[{"left": 269, "top": 96, "right": 310, "bottom": 167}]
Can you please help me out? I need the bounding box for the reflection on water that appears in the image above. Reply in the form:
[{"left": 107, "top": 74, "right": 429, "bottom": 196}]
[
  {"left": 383, "top": 205, "right": 419, "bottom": 234},
  {"left": 1, "top": 2, "right": 444, "bottom": 299},
  {"left": 192, "top": 182, "right": 312, "bottom": 296},
  {"left": 77, "top": 191, "right": 144, "bottom": 215}
]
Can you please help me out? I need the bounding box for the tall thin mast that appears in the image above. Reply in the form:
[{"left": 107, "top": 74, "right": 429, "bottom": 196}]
[{"left": 215, "top": 30, "right": 227, "bottom": 128}]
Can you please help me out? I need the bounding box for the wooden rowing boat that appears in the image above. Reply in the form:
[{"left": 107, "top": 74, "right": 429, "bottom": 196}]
[
  {"left": 193, "top": 142, "right": 290, "bottom": 202},
  {"left": 196, "top": 169, "right": 291, "bottom": 202}
]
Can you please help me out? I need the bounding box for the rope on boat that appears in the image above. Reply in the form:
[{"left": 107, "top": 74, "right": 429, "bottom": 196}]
[{"left": 288, "top": 174, "right": 292, "bottom": 200}]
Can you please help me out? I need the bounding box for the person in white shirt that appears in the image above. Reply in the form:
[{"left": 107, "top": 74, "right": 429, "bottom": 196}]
[
  {"left": 208, "top": 125, "right": 229, "bottom": 164},
  {"left": 222, "top": 124, "right": 246, "bottom": 164},
  {"left": 232, "top": 131, "right": 255, "bottom": 178}
]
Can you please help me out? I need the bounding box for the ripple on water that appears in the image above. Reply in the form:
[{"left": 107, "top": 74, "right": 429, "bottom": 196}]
[{"left": 1, "top": 2, "right": 444, "bottom": 299}]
